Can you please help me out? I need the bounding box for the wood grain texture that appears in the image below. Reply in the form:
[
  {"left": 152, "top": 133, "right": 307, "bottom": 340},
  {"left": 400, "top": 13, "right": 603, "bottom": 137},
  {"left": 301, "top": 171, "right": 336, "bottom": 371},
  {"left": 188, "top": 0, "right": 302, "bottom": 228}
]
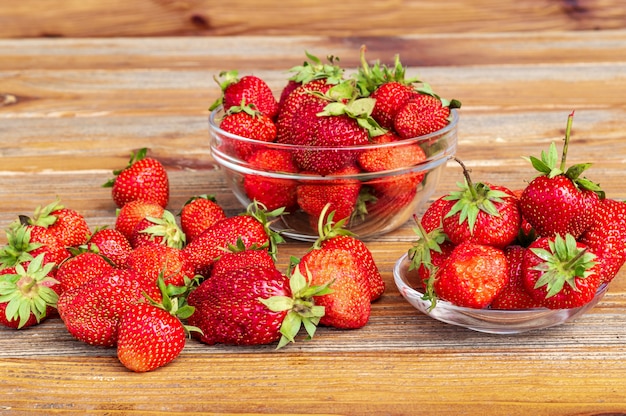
[
  {"left": 1, "top": 32, "right": 626, "bottom": 414},
  {"left": 1, "top": 0, "right": 626, "bottom": 38}
]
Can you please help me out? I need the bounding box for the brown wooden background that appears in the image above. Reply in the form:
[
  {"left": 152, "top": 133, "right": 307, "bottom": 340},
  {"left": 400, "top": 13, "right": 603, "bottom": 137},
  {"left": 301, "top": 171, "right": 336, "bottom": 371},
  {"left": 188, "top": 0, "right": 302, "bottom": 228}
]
[{"left": 2, "top": 0, "right": 626, "bottom": 38}]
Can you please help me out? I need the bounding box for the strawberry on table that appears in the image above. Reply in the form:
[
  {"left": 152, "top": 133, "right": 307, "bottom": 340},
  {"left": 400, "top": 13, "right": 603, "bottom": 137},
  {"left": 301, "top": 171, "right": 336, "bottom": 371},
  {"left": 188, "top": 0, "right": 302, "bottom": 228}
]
[
  {"left": 104, "top": 148, "right": 169, "bottom": 209},
  {"left": 0, "top": 222, "right": 70, "bottom": 270},
  {"left": 519, "top": 112, "right": 603, "bottom": 239},
  {"left": 522, "top": 234, "right": 600, "bottom": 309},
  {"left": 187, "top": 263, "right": 329, "bottom": 347},
  {"left": 56, "top": 251, "right": 114, "bottom": 291},
  {"left": 114, "top": 200, "right": 164, "bottom": 241},
  {"left": 129, "top": 209, "right": 186, "bottom": 249},
  {"left": 23, "top": 199, "right": 91, "bottom": 248},
  {"left": 179, "top": 194, "right": 227, "bottom": 243},
  {"left": 126, "top": 244, "right": 195, "bottom": 287},
  {"left": 83, "top": 227, "right": 133, "bottom": 268}
]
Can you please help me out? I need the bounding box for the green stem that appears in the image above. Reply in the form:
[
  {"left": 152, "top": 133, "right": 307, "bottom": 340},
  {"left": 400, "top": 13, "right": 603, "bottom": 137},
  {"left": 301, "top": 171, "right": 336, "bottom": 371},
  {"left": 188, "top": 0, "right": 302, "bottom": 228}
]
[{"left": 560, "top": 110, "right": 575, "bottom": 172}]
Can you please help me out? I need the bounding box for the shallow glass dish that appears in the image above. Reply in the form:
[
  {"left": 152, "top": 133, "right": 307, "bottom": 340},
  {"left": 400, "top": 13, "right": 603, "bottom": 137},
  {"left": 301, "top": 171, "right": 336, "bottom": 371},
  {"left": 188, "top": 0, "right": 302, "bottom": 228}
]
[
  {"left": 393, "top": 253, "right": 609, "bottom": 334},
  {"left": 209, "top": 108, "right": 458, "bottom": 241}
]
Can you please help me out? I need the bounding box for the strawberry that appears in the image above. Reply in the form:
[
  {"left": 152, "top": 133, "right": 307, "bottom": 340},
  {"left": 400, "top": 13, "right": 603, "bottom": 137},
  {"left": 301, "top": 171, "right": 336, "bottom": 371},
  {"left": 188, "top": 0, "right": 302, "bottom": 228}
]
[
  {"left": 24, "top": 199, "right": 91, "bottom": 247},
  {"left": 218, "top": 102, "right": 278, "bottom": 160},
  {"left": 84, "top": 227, "right": 133, "bottom": 268},
  {"left": 0, "top": 254, "right": 59, "bottom": 329},
  {"left": 243, "top": 149, "right": 299, "bottom": 211},
  {"left": 126, "top": 244, "right": 195, "bottom": 287},
  {"left": 433, "top": 242, "right": 509, "bottom": 309},
  {"left": 519, "top": 112, "right": 603, "bottom": 239},
  {"left": 104, "top": 148, "right": 169, "bottom": 209},
  {"left": 210, "top": 70, "right": 279, "bottom": 120},
  {"left": 278, "top": 51, "right": 344, "bottom": 111},
  {"left": 407, "top": 215, "right": 454, "bottom": 294},
  {"left": 129, "top": 209, "right": 186, "bottom": 249},
  {"left": 187, "top": 264, "right": 329, "bottom": 347},
  {"left": 578, "top": 198, "right": 626, "bottom": 284},
  {"left": 183, "top": 202, "right": 285, "bottom": 277},
  {"left": 210, "top": 242, "right": 276, "bottom": 279},
  {"left": 57, "top": 268, "right": 161, "bottom": 346},
  {"left": 116, "top": 277, "right": 196, "bottom": 372},
  {"left": 312, "top": 208, "right": 385, "bottom": 301},
  {"left": 393, "top": 93, "right": 460, "bottom": 139},
  {"left": 114, "top": 200, "right": 164, "bottom": 241},
  {"left": 420, "top": 196, "right": 449, "bottom": 233},
  {"left": 522, "top": 234, "right": 600, "bottom": 309},
  {"left": 179, "top": 195, "right": 227, "bottom": 243},
  {"left": 296, "top": 246, "right": 371, "bottom": 329},
  {"left": 441, "top": 158, "right": 521, "bottom": 248},
  {"left": 56, "top": 251, "right": 113, "bottom": 291},
  {"left": 296, "top": 165, "right": 362, "bottom": 225},
  {"left": 357, "top": 131, "right": 427, "bottom": 197},
  {"left": 489, "top": 245, "right": 542, "bottom": 310},
  {"left": 0, "top": 222, "right": 70, "bottom": 270}
]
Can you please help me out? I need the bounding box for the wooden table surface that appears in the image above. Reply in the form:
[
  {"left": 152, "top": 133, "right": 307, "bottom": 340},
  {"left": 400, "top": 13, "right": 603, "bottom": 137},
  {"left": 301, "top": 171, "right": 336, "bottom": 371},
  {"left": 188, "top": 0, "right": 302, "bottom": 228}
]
[{"left": 1, "top": 31, "right": 626, "bottom": 415}]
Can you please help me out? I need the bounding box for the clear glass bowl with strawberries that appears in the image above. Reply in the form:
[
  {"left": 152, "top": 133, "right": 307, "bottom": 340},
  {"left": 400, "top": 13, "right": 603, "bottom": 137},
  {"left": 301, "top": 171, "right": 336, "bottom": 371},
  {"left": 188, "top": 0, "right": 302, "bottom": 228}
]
[
  {"left": 209, "top": 106, "right": 458, "bottom": 241},
  {"left": 393, "top": 253, "right": 609, "bottom": 334}
]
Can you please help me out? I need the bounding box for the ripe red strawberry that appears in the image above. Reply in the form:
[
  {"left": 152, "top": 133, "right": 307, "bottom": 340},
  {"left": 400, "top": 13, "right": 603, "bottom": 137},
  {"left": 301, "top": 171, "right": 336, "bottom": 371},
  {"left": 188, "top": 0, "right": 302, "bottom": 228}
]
[
  {"left": 522, "top": 234, "right": 601, "bottom": 309},
  {"left": 210, "top": 243, "right": 276, "bottom": 279},
  {"left": 179, "top": 195, "right": 227, "bottom": 243},
  {"left": 420, "top": 196, "right": 449, "bottom": 233},
  {"left": 393, "top": 93, "right": 460, "bottom": 139},
  {"left": 313, "top": 209, "right": 385, "bottom": 301},
  {"left": 243, "top": 149, "right": 299, "bottom": 211},
  {"left": 56, "top": 251, "right": 113, "bottom": 291},
  {"left": 0, "top": 222, "right": 70, "bottom": 270},
  {"left": 278, "top": 51, "right": 344, "bottom": 111},
  {"left": 115, "top": 200, "right": 164, "bottom": 241},
  {"left": 407, "top": 215, "right": 454, "bottom": 293},
  {"left": 25, "top": 199, "right": 91, "bottom": 247},
  {"left": 433, "top": 242, "right": 509, "bottom": 309},
  {"left": 296, "top": 165, "right": 362, "bottom": 225},
  {"left": 187, "top": 264, "right": 328, "bottom": 347},
  {"left": 0, "top": 254, "right": 59, "bottom": 329},
  {"left": 370, "top": 82, "right": 416, "bottom": 129},
  {"left": 297, "top": 246, "right": 371, "bottom": 329},
  {"left": 519, "top": 112, "right": 603, "bottom": 239},
  {"left": 183, "top": 202, "right": 285, "bottom": 277},
  {"left": 84, "top": 227, "right": 133, "bottom": 268},
  {"left": 358, "top": 131, "right": 427, "bottom": 197},
  {"left": 578, "top": 198, "right": 626, "bottom": 284},
  {"left": 489, "top": 245, "right": 542, "bottom": 310},
  {"left": 211, "top": 71, "right": 279, "bottom": 120},
  {"left": 57, "top": 268, "right": 161, "bottom": 346},
  {"left": 104, "top": 148, "right": 169, "bottom": 209},
  {"left": 117, "top": 301, "right": 187, "bottom": 372},
  {"left": 276, "top": 79, "right": 333, "bottom": 145},
  {"left": 441, "top": 159, "right": 521, "bottom": 248},
  {"left": 129, "top": 209, "right": 186, "bottom": 249},
  {"left": 219, "top": 103, "right": 278, "bottom": 160},
  {"left": 126, "top": 244, "right": 195, "bottom": 287}
]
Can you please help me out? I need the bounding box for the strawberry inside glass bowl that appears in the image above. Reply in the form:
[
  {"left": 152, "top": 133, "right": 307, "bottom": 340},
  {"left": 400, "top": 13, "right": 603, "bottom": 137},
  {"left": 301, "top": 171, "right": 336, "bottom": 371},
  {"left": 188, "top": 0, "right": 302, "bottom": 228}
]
[
  {"left": 393, "top": 253, "right": 609, "bottom": 334},
  {"left": 208, "top": 107, "right": 459, "bottom": 241}
]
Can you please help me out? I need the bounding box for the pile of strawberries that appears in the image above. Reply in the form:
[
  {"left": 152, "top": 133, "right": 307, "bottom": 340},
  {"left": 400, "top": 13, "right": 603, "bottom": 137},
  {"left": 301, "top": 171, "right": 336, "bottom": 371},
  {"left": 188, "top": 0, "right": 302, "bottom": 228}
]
[
  {"left": 0, "top": 148, "right": 385, "bottom": 372},
  {"left": 410, "top": 112, "right": 626, "bottom": 311},
  {"left": 210, "top": 47, "right": 460, "bottom": 231}
]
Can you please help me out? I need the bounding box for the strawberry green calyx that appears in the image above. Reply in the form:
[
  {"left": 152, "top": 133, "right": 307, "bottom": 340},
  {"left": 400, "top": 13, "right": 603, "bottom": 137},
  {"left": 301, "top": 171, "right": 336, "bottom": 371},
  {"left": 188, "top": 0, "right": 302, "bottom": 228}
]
[
  {"left": 287, "top": 51, "right": 344, "bottom": 86},
  {"left": 143, "top": 275, "right": 202, "bottom": 336},
  {"left": 443, "top": 157, "right": 512, "bottom": 233},
  {"left": 26, "top": 198, "right": 64, "bottom": 228},
  {"left": 311, "top": 203, "right": 354, "bottom": 250},
  {"left": 0, "top": 223, "right": 42, "bottom": 268},
  {"left": 209, "top": 70, "right": 240, "bottom": 111},
  {"left": 244, "top": 201, "right": 286, "bottom": 261},
  {"left": 0, "top": 253, "right": 58, "bottom": 328},
  {"left": 259, "top": 266, "right": 331, "bottom": 349},
  {"left": 355, "top": 45, "right": 420, "bottom": 96},
  {"left": 524, "top": 111, "right": 604, "bottom": 198},
  {"left": 141, "top": 210, "right": 186, "bottom": 249},
  {"left": 530, "top": 234, "right": 597, "bottom": 298}
]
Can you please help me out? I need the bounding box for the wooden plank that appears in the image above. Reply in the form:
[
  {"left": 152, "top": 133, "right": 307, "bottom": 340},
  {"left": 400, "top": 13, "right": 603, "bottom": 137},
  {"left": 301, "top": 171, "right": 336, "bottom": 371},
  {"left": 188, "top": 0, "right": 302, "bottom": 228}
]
[{"left": 1, "top": 0, "right": 626, "bottom": 38}]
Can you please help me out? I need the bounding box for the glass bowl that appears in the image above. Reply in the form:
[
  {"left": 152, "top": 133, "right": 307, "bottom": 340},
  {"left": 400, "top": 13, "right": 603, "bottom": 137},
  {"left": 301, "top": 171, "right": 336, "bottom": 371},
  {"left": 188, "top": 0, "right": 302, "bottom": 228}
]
[
  {"left": 208, "top": 108, "right": 458, "bottom": 241},
  {"left": 393, "top": 253, "right": 609, "bottom": 334}
]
